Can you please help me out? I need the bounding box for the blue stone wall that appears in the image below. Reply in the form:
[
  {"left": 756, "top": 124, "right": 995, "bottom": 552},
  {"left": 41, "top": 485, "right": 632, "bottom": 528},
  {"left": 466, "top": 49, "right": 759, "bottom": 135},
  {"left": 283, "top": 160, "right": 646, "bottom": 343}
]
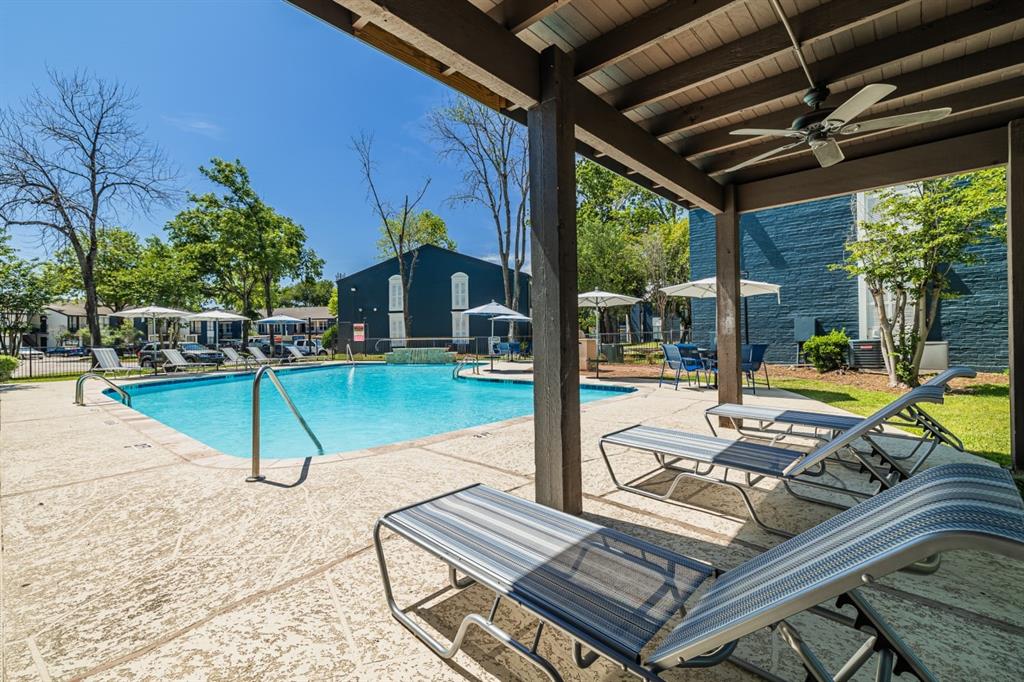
[
  {"left": 932, "top": 237, "right": 1008, "bottom": 371},
  {"left": 689, "top": 196, "right": 860, "bottom": 364},
  {"left": 688, "top": 196, "right": 1009, "bottom": 370}
]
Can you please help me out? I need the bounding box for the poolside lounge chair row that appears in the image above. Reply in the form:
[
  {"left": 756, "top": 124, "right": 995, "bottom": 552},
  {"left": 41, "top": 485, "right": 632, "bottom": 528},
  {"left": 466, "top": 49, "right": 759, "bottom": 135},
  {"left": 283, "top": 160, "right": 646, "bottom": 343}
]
[
  {"left": 90, "top": 344, "right": 321, "bottom": 376},
  {"left": 376, "top": 365, "right": 1021, "bottom": 680}
]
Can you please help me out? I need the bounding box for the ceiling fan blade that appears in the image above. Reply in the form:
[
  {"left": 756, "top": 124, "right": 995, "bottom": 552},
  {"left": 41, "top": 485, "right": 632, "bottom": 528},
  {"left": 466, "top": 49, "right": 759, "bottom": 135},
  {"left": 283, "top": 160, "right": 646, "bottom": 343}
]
[
  {"left": 729, "top": 128, "right": 805, "bottom": 138},
  {"left": 839, "top": 107, "right": 952, "bottom": 135},
  {"left": 811, "top": 138, "right": 845, "bottom": 168},
  {"left": 721, "top": 141, "right": 804, "bottom": 173},
  {"left": 825, "top": 83, "right": 897, "bottom": 128}
]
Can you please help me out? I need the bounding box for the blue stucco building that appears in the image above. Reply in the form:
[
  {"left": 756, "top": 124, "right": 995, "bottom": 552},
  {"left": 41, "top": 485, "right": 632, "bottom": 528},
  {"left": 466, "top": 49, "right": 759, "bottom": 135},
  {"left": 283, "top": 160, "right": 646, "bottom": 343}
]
[
  {"left": 335, "top": 245, "right": 531, "bottom": 349},
  {"left": 688, "top": 194, "right": 1008, "bottom": 371}
]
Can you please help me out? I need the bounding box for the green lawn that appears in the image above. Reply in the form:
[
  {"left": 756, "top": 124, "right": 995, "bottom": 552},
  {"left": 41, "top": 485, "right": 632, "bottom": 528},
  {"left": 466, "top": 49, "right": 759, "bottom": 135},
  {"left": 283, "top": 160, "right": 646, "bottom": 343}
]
[{"left": 773, "top": 377, "right": 1011, "bottom": 467}]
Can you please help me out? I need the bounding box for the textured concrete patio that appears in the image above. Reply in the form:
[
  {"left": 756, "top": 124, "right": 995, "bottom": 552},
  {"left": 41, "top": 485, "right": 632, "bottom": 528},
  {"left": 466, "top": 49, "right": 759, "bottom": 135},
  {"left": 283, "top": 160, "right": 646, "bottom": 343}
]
[{"left": 2, "top": 364, "right": 1022, "bottom": 681}]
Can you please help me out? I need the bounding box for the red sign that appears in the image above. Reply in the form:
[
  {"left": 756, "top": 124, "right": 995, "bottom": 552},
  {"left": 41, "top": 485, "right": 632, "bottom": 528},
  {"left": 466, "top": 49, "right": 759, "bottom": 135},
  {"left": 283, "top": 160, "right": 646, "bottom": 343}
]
[{"left": 353, "top": 323, "right": 365, "bottom": 342}]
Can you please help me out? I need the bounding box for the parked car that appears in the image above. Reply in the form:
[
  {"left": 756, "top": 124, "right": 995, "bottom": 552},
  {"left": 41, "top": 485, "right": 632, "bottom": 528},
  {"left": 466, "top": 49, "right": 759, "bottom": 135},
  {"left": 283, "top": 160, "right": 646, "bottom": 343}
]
[
  {"left": 292, "top": 339, "right": 329, "bottom": 356},
  {"left": 138, "top": 342, "right": 224, "bottom": 368},
  {"left": 17, "top": 347, "right": 44, "bottom": 359}
]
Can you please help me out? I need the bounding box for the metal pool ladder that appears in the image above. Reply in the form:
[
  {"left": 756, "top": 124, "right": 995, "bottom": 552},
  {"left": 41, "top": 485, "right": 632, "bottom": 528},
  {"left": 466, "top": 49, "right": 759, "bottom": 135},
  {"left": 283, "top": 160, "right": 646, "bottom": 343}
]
[
  {"left": 74, "top": 373, "right": 131, "bottom": 407},
  {"left": 249, "top": 365, "right": 324, "bottom": 482}
]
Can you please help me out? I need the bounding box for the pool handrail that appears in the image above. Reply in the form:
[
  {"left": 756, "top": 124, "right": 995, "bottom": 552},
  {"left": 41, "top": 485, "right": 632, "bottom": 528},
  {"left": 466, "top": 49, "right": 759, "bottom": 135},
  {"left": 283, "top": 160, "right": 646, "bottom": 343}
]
[
  {"left": 248, "top": 365, "right": 324, "bottom": 482},
  {"left": 74, "top": 372, "right": 131, "bottom": 407},
  {"left": 345, "top": 343, "right": 355, "bottom": 363}
]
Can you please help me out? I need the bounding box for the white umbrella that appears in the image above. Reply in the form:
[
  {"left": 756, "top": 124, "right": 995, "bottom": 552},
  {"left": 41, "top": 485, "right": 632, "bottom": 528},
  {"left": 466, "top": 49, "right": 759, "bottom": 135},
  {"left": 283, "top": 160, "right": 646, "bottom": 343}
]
[
  {"left": 463, "top": 301, "right": 520, "bottom": 369},
  {"left": 661, "top": 277, "right": 781, "bottom": 344},
  {"left": 463, "top": 301, "right": 519, "bottom": 338},
  {"left": 661, "top": 277, "right": 781, "bottom": 301},
  {"left": 577, "top": 290, "right": 641, "bottom": 378},
  {"left": 257, "top": 314, "right": 306, "bottom": 325},
  {"left": 118, "top": 305, "right": 193, "bottom": 342},
  {"left": 489, "top": 313, "right": 530, "bottom": 323},
  {"left": 188, "top": 309, "right": 249, "bottom": 348},
  {"left": 118, "top": 305, "right": 194, "bottom": 373}
]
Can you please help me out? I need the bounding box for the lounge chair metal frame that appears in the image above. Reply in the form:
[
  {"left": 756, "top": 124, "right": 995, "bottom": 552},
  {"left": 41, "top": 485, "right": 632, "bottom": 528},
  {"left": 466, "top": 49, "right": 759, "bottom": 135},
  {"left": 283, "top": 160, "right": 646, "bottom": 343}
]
[
  {"left": 599, "top": 386, "right": 947, "bottom": 538},
  {"left": 247, "top": 345, "right": 283, "bottom": 366},
  {"left": 161, "top": 348, "right": 216, "bottom": 373},
  {"left": 706, "top": 367, "right": 975, "bottom": 458},
  {"left": 221, "top": 346, "right": 254, "bottom": 370},
  {"left": 90, "top": 347, "right": 141, "bottom": 377},
  {"left": 374, "top": 465, "right": 1024, "bottom": 682}
]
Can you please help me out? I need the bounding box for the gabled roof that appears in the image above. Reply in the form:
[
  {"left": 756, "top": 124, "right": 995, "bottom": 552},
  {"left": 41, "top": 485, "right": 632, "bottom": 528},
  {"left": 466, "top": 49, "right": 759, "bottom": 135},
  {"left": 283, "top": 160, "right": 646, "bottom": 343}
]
[{"left": 337, "top": 244, "right": 530, "bottom": 283}]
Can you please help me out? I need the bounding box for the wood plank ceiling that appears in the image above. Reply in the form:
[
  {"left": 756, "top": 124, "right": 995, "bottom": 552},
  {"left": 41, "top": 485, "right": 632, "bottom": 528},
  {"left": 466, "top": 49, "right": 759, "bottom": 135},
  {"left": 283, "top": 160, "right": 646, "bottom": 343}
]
[{"left": 289, "top": 0, "right": 1024, "bottom": 212}]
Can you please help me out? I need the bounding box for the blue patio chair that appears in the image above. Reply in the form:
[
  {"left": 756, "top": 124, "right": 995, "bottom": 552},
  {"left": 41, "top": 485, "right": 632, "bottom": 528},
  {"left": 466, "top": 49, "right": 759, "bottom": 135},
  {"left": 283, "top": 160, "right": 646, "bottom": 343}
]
[
  {"left": 741, "top": 343, "right": 770, "bottom": 393},
  {"left": 658, "top": 343, "right": 706, "bottom": 389}
]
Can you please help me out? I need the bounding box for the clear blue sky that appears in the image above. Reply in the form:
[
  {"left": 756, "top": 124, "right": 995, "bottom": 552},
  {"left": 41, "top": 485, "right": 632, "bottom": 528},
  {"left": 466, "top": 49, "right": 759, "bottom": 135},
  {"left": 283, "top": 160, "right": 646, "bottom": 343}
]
[{"left": 1, "top": 0, "right": 506, "bottom": 279}]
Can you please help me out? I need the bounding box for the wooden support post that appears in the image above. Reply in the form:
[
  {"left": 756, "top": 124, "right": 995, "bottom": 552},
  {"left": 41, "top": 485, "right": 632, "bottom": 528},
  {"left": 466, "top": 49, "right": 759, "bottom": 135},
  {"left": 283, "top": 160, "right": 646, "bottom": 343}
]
[
  {"left": 716, "top": 185, "right": 742, "bottom": 426},
  {"left": 528, "top": 46, "right": 582, "bottom": 513},
  {"left": 1009, "top": 120, "right": 1024, "bottom": 472}
]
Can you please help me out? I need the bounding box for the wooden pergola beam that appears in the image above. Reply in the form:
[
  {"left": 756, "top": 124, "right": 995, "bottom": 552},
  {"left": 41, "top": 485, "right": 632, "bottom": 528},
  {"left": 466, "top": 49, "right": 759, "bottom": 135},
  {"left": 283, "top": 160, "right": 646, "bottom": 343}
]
[
  {"left": 1009, "top": 119, "right": 1024, "bottom": 472},
  {"left": 328, "top": 0, "right": 724, "bottom": 212},
  {"left": 735, "top": 126, "right": 1008, "bottom": 212},
  {"left": 715, "top": 185, "right": 742, "bottom": 423},
  {"left": 529, "top": 46, "right": 582, "bottom": 512},
  {"left": 487, "top": 0, "right": 571, "bottom": 35},
  {"left": 679, "top": 39, "right": 1024, "bottom": 157},
  {"left": 704, "top": 76, "right": 1024, "bottom": 175},
  {"left": 572, "top": 0, "right": 740, "bottom": 79},
  {"left": 610, "top": 0, "right": 910, "bottom": 113},
  {"left": 644, "top": 1, "right": 1024, "bottom": 139}
]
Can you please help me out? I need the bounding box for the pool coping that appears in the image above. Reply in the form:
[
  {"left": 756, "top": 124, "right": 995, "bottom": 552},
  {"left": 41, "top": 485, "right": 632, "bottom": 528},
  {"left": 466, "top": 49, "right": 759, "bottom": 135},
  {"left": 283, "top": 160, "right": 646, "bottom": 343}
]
[{"left": 81, "top": 362, "right": 643, "bottom": 472}]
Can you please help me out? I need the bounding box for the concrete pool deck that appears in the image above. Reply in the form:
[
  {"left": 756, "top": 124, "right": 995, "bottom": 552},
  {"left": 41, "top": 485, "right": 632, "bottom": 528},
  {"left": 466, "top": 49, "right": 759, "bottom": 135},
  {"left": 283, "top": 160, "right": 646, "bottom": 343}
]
[{"left": 2, "top": 363, "right": 1022, "bottom": 680}]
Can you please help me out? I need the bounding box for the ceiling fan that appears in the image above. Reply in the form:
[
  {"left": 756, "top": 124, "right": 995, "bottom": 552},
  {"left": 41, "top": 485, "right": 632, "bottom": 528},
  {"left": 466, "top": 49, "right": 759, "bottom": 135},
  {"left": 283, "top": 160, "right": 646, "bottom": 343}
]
[
  {"left": 721, "top": 0, "right": 952, "bottom": 174},
  {"left": 721, "top": 83, "right": 952, "bottom": 173}
]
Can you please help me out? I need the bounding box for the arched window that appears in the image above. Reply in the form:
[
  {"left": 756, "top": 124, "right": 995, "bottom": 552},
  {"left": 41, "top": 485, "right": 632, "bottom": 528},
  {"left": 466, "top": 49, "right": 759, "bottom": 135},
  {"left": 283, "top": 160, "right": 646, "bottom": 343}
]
[
  {"left": 451, "top": 272, "right": 469, "bottom": 310},
  {"left": 388, "top": 274, "right": 403, "bottom": 311}
]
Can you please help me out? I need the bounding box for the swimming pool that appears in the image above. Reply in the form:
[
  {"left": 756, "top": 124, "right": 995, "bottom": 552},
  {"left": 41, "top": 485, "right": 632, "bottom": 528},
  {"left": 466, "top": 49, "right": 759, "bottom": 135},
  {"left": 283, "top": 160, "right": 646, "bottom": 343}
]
[{"left": 111, "top": 364, "right": 633, "bottom": 458}]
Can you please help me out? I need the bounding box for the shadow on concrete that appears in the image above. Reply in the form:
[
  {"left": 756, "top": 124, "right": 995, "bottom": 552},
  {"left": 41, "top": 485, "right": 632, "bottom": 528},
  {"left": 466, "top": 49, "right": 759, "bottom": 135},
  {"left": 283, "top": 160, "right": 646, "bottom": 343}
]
[{"left": 258, "top": 456, "right": 312, "bottom": 489}]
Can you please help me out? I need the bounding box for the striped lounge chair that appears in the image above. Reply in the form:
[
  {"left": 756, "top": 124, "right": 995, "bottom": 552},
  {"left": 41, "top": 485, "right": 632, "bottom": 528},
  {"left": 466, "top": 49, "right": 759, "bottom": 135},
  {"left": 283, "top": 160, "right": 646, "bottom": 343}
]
[
  {"left": 706, "top": 368, "right": 976, "bottom": 455},
  {"left": 599, "top": 386, "right": 946, "bottom": 537},
  {"left": 374, "top": 464, "right": 1024, "bottom": 682}
]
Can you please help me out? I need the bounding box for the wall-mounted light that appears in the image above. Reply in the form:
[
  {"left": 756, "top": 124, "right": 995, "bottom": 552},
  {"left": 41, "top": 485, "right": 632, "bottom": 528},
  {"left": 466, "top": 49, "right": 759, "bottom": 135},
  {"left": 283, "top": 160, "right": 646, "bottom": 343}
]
[{"left": 350, "top": 287, "right": 357, "bottom": 292}]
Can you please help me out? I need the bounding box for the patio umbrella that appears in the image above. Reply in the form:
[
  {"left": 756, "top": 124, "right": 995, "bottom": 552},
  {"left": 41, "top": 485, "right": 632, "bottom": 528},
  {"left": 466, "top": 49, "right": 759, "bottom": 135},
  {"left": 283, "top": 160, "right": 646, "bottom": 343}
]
[
  {"left": 463, "top": 301, "right": 519, "bottom": 369},
  {"left": 661, "top": 277, "right": 781, "bottom": 344},
  {"left": 118, "top": 305, "right": 194, "bottom": 342},
  {"left": 578, "top": 290, "right": 641, "bottom": 378},
  {"left": 188, "top": 309, "right": 250, "bottom": 348},
  {"left": 118, "top": 306, "right": 194, "bottom": 373},
  {"left": 257, "top": 315, "right": 305, "bottom": 355}
]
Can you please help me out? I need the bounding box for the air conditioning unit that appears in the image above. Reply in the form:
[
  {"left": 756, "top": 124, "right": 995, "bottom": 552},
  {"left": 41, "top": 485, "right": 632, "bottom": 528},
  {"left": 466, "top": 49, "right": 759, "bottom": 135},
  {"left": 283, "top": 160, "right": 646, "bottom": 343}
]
[{"left": 850, "top": 339, "right": 884, "bottom": 369}]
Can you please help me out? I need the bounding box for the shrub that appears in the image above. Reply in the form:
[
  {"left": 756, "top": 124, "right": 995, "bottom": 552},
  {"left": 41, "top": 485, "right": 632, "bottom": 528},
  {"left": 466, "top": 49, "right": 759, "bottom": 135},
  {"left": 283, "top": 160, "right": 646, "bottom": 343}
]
[
  {"left": 321, "top": 325, "right": 337, "bottom": 352},
  {"left": 803, "top": 329, "right": 850, "bottom": 373},
  {"left": 0, "top": 355, "right": 19, "bottom": 382}
]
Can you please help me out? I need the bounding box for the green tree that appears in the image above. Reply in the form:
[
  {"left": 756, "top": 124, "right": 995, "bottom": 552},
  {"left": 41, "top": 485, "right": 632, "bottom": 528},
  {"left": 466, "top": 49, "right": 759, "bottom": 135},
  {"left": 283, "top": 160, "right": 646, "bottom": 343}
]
[
  {"left": 374, "top": 209, "right": 455, "bottom": 258},
  {"left": 0, "top": 232, "right": 53, "bottom": 354},
  {"left": 327, "top": 287, "right": 338, "bottom": 318},
  {"left": 133, "top": 236, "right": 204, "bottom": 343},
  {"left": 167, "top": 158, "right": 323, "bottom": 342},
  {"left": 277, "top": 279, "right": 335, "bottom": 307},
  {"left": 0, "top": 71, "right": 176, "bottom": 345},
  {"left": 833, "top": 169, "right": 1006, "bottom": 386},
  {"left": 575, "top": 159, "right": 686, "bottom": 335},
  {"left": 45, "top": 227, "right": 145, "bottom": 312},
  {"left": 639, "top": 219, "right": 690, "bottom": 334}
]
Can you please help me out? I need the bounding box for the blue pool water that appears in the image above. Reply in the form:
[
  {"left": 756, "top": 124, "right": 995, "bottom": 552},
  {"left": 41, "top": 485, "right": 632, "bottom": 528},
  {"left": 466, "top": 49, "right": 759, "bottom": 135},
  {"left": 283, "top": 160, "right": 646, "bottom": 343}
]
[{"left": 112, "top": 364, "right": 632, "bottom": 458}]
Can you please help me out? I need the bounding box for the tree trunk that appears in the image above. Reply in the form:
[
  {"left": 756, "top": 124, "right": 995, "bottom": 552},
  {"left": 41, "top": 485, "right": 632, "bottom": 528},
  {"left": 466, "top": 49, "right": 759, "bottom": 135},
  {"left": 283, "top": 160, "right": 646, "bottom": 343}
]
[
  {"left": 82, "top": 262, "right": 102, "bottom": 348},
  {"left": 871, "top": 288, "right": 900, "bottom": 386}
]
